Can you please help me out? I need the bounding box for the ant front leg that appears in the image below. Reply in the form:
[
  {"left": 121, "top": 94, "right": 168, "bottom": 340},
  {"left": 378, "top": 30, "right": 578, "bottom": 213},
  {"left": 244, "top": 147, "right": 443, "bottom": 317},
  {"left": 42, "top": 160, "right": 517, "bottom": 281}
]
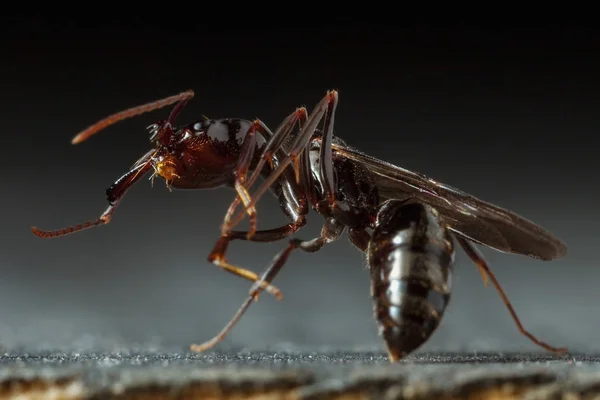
[
  {"left": 456, "top": 236, "right": 568, "bottom": 354},
  {"left": 32, "top": 149, "right": 156, "bottom": 238},
  {"left": 33, "top": 90, "right": 195, "bottom": 236},
  {"left": 245, "top": 107, "right": 309, "bottom": 191},
  {"left": 190, "top": 217, "right": 345, "bottom": 353}
]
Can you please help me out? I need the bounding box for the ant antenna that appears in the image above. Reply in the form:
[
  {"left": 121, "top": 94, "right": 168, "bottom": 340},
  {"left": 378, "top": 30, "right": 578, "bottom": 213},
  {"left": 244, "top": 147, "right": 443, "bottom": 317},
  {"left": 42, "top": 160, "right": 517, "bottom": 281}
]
[{"left": 71, "top": 90, "right": 195, "bottom": 145}]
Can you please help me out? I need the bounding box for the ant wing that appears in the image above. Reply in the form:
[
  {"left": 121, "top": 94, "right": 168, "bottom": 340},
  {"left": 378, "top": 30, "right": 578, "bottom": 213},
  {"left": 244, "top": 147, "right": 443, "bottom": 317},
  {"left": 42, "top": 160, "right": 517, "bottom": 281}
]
[{"left": 331, "top": 143, "right": 567, "bottom": 261}]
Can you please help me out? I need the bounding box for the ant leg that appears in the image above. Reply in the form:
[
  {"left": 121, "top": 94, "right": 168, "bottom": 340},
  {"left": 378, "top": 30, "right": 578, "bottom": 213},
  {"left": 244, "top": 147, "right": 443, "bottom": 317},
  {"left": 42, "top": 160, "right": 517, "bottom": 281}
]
[
  {"left": 227, "top": 120, "right": 262, "bottom": 236},
  {"left": 456, "top": 236, "right": 568, "bottom": 354},
  {"left": 210, "top": 108, "right": 323, "bottom": 297},
  {"left": 207, "top": 100, "right": 322, "bottom": 296},
  {"left": 221, "top": 108, "right": 308, "bottom": 236},
  {"left": 226, "top": 90, "right": 339, "bottom": 230},
  {"left": 208, "top": 220, "right": 306, "bottom": 300},
  {"left": 246, "top": 107, "right": 309, "bottom": 190},
  {"left": 238, "top": 91, "right": 337, "bottom": 220},
  {"left": 31, "top": 149, "right": 156, "bottom": 238},
  {"left": 190, "top": 217, "right": 345, "bottom": 352},
  {"left": 316, "top": 87, "right": 339, "bottom": 206},
  {"left": 209, "top": 173, "right": 310, "bottom": 299},
  {"left": 224, "top": 109, "right": 309, "bottom": 238}
]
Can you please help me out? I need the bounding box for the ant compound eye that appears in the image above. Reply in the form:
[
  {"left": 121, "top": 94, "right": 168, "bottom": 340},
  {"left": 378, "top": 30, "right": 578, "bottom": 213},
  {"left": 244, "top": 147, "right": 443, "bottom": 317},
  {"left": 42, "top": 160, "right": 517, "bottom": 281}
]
[{"left": 193, "top": 119, "right": 211, "bottom": 132}]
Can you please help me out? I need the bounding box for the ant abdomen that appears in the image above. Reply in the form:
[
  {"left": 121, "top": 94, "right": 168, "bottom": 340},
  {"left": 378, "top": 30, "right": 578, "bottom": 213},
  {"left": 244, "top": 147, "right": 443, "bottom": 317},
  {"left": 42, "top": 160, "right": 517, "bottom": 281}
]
[{"left": 367, "top": 199, "right": 455, "bottom": 361}]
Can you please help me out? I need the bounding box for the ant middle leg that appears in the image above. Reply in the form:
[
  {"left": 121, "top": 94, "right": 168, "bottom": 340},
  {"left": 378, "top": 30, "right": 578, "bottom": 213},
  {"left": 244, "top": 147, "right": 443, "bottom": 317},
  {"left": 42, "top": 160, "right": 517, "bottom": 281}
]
[
  {"left": 221, "top": 112, "right": 304, "bottom": 238},
  {"left": 221, "top": 107, "right": 309, "bottom": 237},
  {"left": 208, "top": 94, "right": 327, "bottom": 301},
  {"left": 220, "top": 108, "right": 309, "bottom": 239},
  {"left": 209, "top": 167, "right": 310, "bottom": 299},
  {"left": 226, "top": 90, "right": 339, "bottom": 231},
  {"left": 190, "top": 217, "right": 345, "bottom": 353},
  {"left": 208, "top": 220, "right": 306, "bottom": 300},
  {"left": 456, "top": 236, "right": 568, "bottom": 354},
  {"left": 245, "top": 107, "right": 309, "bottom": 190}
]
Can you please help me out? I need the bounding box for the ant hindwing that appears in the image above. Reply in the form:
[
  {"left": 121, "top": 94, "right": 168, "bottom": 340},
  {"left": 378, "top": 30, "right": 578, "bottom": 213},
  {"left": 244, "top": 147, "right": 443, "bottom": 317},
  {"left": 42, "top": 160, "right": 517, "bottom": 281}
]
[{"left": 32, "top": 90, "right": 569, "bottom": 362}]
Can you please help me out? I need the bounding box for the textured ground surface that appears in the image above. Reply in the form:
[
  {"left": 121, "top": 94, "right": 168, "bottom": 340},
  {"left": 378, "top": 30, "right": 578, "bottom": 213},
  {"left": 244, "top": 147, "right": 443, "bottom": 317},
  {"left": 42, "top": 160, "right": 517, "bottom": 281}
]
[{"left": 0, "top": 349, "right": 599, "bottom": 399}]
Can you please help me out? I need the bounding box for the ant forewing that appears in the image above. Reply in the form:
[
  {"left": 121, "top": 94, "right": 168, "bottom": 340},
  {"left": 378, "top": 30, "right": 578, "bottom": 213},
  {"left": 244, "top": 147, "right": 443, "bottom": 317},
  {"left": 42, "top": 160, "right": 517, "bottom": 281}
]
[{"left": 32, "top": 90, "right": 568, "bottom": 362}]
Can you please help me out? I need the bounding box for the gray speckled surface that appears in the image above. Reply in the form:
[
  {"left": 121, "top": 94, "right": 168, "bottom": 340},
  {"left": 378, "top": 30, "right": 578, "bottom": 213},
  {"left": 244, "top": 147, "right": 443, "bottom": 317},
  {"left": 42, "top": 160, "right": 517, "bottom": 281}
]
[{"left": 0, "top": 350, "right": 599, "bottom": 399}]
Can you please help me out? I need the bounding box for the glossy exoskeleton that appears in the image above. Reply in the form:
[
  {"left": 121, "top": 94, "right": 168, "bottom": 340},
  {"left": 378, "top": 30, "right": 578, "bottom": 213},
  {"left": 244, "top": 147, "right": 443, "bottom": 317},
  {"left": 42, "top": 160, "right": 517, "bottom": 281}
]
[{"left": 32, "top": 90, "right": 569, "bottom": 361}]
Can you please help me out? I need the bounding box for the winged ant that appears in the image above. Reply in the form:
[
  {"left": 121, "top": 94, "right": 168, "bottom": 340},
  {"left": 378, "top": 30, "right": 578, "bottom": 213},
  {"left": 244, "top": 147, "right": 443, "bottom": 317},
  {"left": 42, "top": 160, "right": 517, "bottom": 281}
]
[{"left": 32, "top": 90, "right": 568, "bottom": 361}]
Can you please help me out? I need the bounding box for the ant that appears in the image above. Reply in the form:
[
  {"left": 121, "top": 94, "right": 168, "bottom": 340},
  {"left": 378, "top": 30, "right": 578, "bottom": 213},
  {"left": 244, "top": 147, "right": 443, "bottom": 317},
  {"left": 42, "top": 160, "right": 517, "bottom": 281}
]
[{"left": 32, "top": 89, "right": 568, "bottom": 362}]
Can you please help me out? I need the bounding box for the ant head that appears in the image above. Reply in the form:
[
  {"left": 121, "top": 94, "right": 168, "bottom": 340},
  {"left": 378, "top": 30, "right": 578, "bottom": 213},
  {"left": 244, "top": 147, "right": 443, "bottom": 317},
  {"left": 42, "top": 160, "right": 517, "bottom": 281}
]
[{"left": 149, "top": 116, "right": 214, "bottom": 149}]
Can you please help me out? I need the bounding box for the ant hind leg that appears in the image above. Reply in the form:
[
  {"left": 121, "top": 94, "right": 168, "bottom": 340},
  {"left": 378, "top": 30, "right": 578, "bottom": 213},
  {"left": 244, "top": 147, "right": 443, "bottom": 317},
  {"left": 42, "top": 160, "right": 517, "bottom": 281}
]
[{"left": 456, "top": 236, "right": 568, "bottom": 354}]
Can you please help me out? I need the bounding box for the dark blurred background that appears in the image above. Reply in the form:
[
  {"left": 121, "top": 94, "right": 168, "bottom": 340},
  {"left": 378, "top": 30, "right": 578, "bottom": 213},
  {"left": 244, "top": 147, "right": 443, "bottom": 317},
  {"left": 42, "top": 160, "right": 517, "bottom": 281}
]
[{"left": 1, "top": 14, "right": 598, "bottom": 355}]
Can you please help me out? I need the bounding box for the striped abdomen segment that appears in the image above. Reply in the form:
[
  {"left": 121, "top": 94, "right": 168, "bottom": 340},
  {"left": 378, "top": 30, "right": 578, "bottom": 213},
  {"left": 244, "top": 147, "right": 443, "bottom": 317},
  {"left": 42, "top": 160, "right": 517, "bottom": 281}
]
[{"left": 368, "top": 199, "right": 454, "bottom": 361}]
